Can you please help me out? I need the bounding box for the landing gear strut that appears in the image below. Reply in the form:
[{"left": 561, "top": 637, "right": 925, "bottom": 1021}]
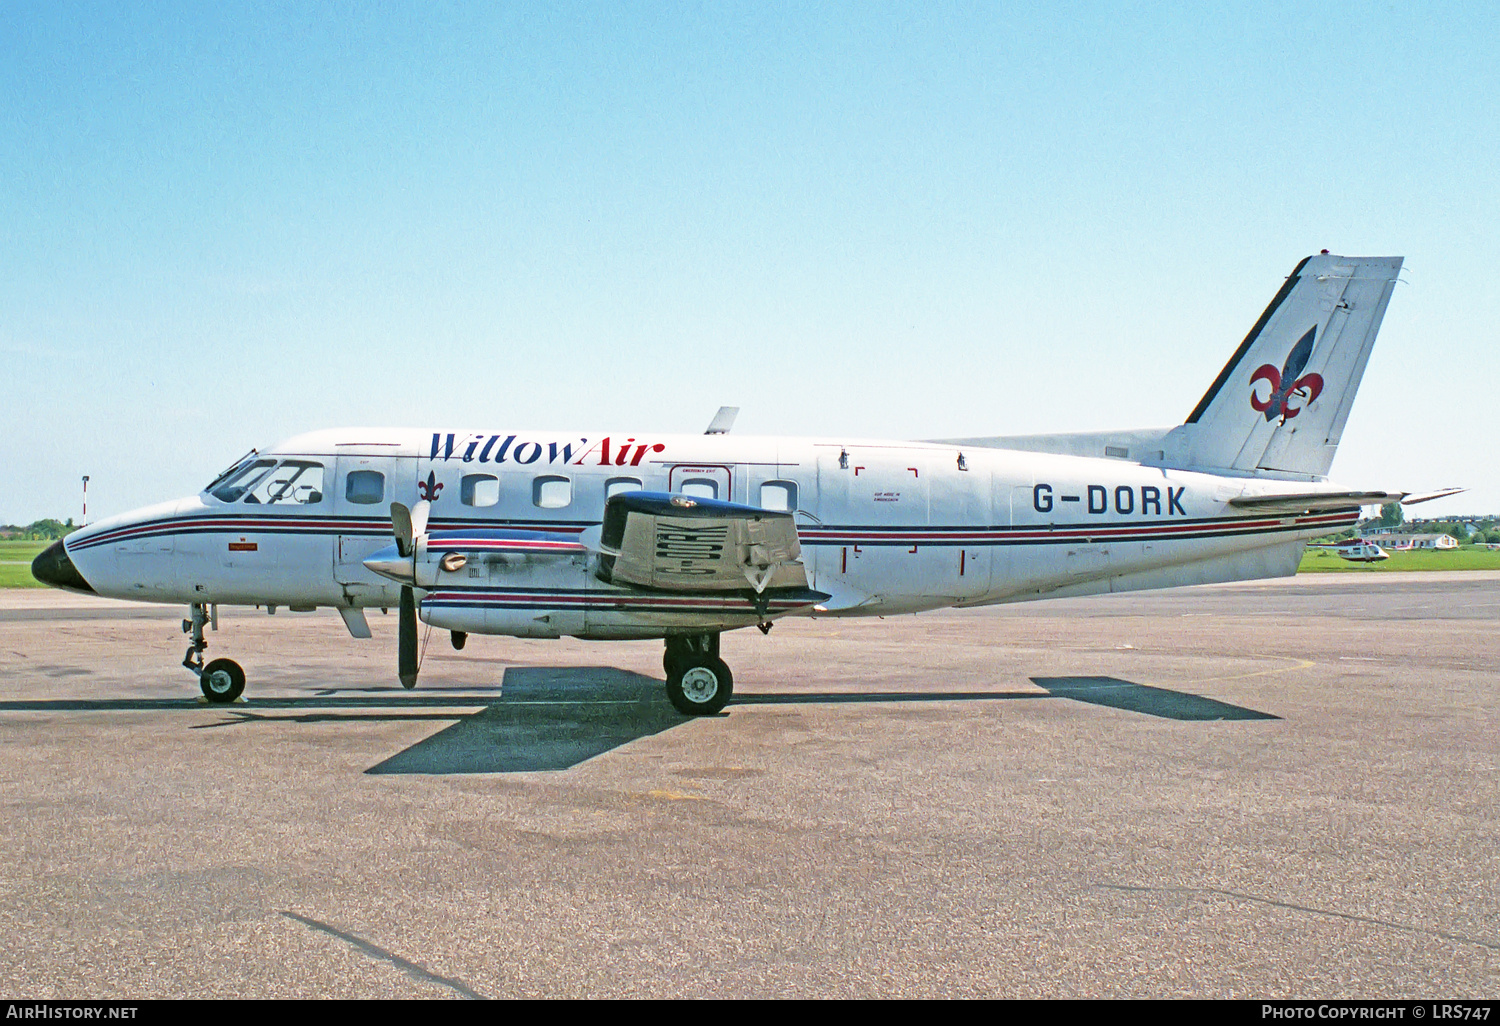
[
  {"left": 663, "top": 633, "right": 732, "bottom": 716},
  {"left": 183, "top": 602, "right": 244, "bottom": 703}
]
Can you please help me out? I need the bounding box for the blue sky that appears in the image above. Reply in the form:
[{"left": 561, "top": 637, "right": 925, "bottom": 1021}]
[{"left": 3, "top": 2, "right": 1496, "bottom": 524}]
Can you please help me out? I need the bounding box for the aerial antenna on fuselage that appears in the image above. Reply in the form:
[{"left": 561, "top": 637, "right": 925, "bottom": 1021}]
[{"left": 704, "top": 407, "right": 739, "bottom": 434}]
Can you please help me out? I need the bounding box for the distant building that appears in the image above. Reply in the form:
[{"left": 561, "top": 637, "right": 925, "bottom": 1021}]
[{"left": 1373, "top": 533, "right": 1459, "bottom": 550}]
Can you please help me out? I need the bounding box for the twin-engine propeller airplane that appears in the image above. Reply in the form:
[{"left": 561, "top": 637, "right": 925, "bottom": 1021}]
[{"left": 33, "top": 254, "right": 1460, "bottom": 715}]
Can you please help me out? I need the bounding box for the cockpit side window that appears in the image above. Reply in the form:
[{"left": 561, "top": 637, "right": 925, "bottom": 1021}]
[
  {"left": 243, "top": 461, "right": 325, "bottom": 505},
  {"left": 210, "top": 459, "right": 277, "bottom": 503}
]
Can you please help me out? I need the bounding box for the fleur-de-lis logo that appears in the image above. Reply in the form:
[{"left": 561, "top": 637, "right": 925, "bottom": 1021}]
[
  {"left": 1250, "top": 326, "right": 1324, "bottom": 423},
  {"left": 417, "top": 471, "right": 444, "bottom": 502}
]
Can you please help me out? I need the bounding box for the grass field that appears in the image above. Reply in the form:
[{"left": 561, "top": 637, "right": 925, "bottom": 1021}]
[
  {"left": 1298, "top": 545, "right": 1500, "bottom": 572},
  {"left": 0, "top": 540, "right": 49, "bottom": 588}
]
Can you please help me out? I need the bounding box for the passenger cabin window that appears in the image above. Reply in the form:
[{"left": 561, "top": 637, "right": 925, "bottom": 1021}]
[
  {"left": 244, "top": 461, "right": 324, "bottom": 505},
  {"left": 461, "top": 474, "right": 500, "bottom": 507},
  {"left": 210, "top": 459, "right": 277, "bottom": 503},
  {"left": 533, "top": 476, "right": 572, "bottom": 509},
  {"left": 605, "top": 477, "right": 643, "bottom": 498},
  {"left": 345, "top": 470, "right": 385, "bottom": 505},
  {"left": 759, "top": 481, "right": 798, "bottom": 512},
  {"left": 679, "top": 478, "right": 718, "bottom": 500}
]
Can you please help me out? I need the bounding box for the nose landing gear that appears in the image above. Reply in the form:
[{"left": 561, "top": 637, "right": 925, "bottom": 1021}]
[
  {"left": 663, "top": 633, "right": 732, "bottom": 716},
  {"left": 183, "top": 602, "right": 245, "bottom": 703}
]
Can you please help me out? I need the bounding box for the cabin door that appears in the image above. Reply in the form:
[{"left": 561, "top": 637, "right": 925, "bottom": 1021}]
[{"left": 331, "top": 452, "right": 418, "bottom": 601}]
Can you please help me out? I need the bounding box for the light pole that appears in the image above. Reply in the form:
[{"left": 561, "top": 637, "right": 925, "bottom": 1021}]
[{"left": 81, "top": 476, "right": 89, "bottom": 527}]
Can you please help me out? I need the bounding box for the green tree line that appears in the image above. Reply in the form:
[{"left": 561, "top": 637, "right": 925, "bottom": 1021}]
[{"left": 0, "top": 519, "right": 77, "bottom": 540}]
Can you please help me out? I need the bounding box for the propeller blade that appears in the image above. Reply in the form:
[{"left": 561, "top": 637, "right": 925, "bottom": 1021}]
[
  {"left": 393, "top": 498, "right": 432, "bottom": 687},
  {"left": 410, "top": 499, "right": 430, "bottom": 542},
  {"left": 391, "top": 502, "right": 415, "bottom": 558},
  {"left": 398, "top": 585, "right": 418, "bottom": 688}
]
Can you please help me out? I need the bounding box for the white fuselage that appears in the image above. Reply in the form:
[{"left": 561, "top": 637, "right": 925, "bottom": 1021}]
[{"left": 61, "top": 427, "right": 1357, "bottom": 640}]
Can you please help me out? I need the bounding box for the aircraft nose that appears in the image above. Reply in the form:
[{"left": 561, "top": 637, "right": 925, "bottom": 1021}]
[{"left": 31, "top": 539, "right": 96, "bottom": 594}]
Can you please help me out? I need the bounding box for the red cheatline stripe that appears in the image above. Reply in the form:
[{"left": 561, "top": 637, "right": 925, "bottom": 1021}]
[
  {"left": 72, "top": 516, "right": 592, "bottom": 549},
  {"left": 73, "top": 516, "right": 390, "bottom": 546},
  {"left": 74, "top": 509, "right": 1353, "bottom": 550},
  {"left": 799, "top": 511, "right": 1355, "bottom": 543}
]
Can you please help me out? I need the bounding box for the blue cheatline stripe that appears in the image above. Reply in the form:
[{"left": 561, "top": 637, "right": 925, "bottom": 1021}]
[
  {"left": 67, "top": 513, "right": 598, "bottom": 551},
  {"left": 799, "top": 510, "right": 1357, "bottom": 546},
  {"left": 67, "top": 508, "right": 1356, "bottom": 553}
]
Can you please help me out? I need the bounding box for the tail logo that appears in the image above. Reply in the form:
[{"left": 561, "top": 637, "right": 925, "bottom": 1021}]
[{"left": 1249, "top": 326, "right": 1324, "bottom": 423}]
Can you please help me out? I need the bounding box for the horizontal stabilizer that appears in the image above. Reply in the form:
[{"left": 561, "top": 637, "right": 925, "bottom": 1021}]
[
  {"left": 1229, "top": 486, "right": 1465, "bottom": 515},
  {"left": 1398, "top": 487, "right": 1466, "bottom": 507},
  {"left": 1229, "top": 491, "right": 1403, "bottom": 514}
]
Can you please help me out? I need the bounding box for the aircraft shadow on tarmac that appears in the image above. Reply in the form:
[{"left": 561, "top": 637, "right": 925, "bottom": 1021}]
[
  {"left": 369, "top": 672, "right": 1276, "bottom": 774},
  {"left": 0, "top": 670, "right": 1276, "bottom": 774},
  {"left": 367, "top": 666, "right": 680, "bottom": 774},
  {"left": 1027, "top": 676, "right": 1279, "bottom": 722}
]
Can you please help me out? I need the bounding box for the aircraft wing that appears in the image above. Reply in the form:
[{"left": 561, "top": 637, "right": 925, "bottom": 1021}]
[
  {"left": 597, "top": 491, "right": 812, "bottom": 594},
  {"left": 1228, "top": 487, "right": 1465, "bottom": 515}
]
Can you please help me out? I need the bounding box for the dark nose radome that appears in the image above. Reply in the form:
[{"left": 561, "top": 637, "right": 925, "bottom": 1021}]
[{"left": 31, "top": 539, "right": 95, "bottom": 594}]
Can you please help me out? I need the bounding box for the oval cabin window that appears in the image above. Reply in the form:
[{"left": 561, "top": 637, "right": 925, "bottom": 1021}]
[
  {"left": 533, "top": 476, "right": 572, "bottom": 509},
  {"left": 462, "top": 474, "right": 500, "bottom": 507}
]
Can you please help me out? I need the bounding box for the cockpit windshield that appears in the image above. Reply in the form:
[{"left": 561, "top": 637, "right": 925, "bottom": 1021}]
[
  {"left": 203, "top": 450, "right": 260, "bottom": 495},
  {"left": 209, "top": 460, "right": 277, "bottom": 502},
  {"left": 208, "top": 459, "right": 325, "bottom": 505}
]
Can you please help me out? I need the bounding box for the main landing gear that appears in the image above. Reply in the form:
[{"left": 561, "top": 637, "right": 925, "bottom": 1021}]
[
  {"left": 662, "top": 633, "right": 732, "bottom": 716},
  {"left": 183, "top": 602, "right": 244, "bottom": 704}
]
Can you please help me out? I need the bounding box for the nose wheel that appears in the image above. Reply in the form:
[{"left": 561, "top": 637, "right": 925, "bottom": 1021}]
[
  {"left": 200, "top": 658, "right": 245, "bottom": 703},
  {"left": 663, "top": 633, "right": 733, "bottom": 716},
  {"left": 183, "top": 602, "right": 246, "bottom": 704}
]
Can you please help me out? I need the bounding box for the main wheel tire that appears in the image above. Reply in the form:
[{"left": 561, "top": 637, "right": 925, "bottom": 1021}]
[
  {"left": 666, "top": 657, "right": 733, "bottom": 716},
  {"left": 200, "top": 658, "right": 245, "bottom": 703},
  {"left": 663, "top": 638, "right": 690, "bottom": 678}
]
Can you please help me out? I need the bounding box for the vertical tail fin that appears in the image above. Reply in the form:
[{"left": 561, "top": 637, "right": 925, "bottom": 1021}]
[{"left": 1179, "top": 254, "right": 1403, "bottom": 478}]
